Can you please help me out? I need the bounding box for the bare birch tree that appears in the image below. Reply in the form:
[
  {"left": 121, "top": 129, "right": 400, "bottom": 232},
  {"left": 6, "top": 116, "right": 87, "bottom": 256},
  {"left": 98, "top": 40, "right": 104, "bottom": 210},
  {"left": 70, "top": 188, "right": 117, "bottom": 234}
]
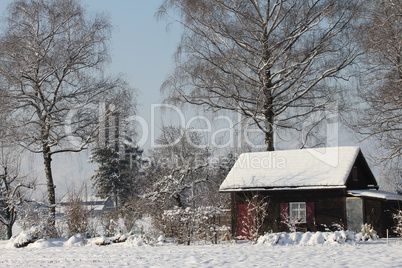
[
  {"left": 0, "top": 143, "right": 34, "bottom": 239},
  {"left": 0, "top": 0, "right": 132, "bottom": 228},
  {"left": 353, "top": 0, "right": 401, "bottom": 162},
  {"left": 158, "top": 0, "right": 361, "bottom": 151}
]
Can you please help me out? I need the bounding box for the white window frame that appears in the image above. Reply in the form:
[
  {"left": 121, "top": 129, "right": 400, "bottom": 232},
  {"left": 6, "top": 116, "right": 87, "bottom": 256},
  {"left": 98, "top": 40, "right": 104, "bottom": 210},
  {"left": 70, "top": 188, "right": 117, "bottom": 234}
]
[{"left": 289, "top": 202, "right": 306, "bottom": 224}]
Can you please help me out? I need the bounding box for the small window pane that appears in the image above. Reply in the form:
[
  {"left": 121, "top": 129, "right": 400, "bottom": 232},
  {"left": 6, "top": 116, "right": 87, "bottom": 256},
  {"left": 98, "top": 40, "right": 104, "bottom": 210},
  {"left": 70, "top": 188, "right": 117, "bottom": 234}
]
[{"left": 289, "top": 202, "right": 307, "bottom": 223}]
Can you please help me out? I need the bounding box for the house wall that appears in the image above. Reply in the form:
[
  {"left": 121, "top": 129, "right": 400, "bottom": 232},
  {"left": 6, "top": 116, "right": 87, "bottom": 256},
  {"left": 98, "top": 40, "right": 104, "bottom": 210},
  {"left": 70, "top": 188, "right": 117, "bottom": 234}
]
[
  {"left": 382, "top": 200, "right": 402, "bottom": 237},
  {"left": 346, "top": 197, "right": 401, "bottom": 238},
  {"left": 365, "top": 199, "right": 401, "bottom": 237},
  {"left": 231, "top": 191, "right": 402, "bottom": 238},
  {"left": 232, "top": 189, "right": 347, "bottom": 237},
  {"left": 363, "top": 199, "right": 382, "bottom": 233}
]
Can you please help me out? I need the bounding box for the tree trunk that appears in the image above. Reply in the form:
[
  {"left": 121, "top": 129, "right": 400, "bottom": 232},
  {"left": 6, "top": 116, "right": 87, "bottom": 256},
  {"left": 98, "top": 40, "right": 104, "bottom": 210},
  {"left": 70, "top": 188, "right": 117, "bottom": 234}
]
[
  {"left": 262, "top": 19, "right": 275, "bottom": 152},
  {"left": 174, "top": 194, "right": 183, "bottom": 208},
  {"left": 6, "top": 224, "right": 12, "bottom": 240},
  {"left": 43, "top": 148, "right": 56, "bottom": 226},
  {"left": 113, "top": 189, "right": 119, "bottom": 210},
  {"left": 262, "top": 69, "right": 275, "bottom": 151},
  {"left": 4, "top": 207, "right": 13, "bottom": 239},
  {"left": 263, "top": 92, "right": 275, "bottom": 152}
]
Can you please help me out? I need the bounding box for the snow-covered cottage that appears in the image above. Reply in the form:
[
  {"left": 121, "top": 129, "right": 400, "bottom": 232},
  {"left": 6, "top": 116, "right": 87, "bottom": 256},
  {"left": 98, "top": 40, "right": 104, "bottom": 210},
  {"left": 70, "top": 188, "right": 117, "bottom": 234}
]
[
  {"left": 58, "top": 196, "right": 115, "bottom": 217},
  {"left": 219, "top": 147, "right": 402, "bottom": 238}
]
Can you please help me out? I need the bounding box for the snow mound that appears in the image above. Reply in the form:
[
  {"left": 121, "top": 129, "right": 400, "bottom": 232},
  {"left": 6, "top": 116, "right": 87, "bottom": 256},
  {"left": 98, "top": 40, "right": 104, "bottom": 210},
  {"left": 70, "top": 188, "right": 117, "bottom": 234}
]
[
  {"left": 65, "top": 234, "right": 85, "bottom": 247},
  {"left": 157, "top": 234, "right": 166, "bottom": 243},
  {"left": 118, "top": 233, "right": 129, "bottom": 242},
  {"left": 110, "top": 233, "right": 129, "bottom": 243},
  {"left": 126, "top": 234, "right": 155, "bottom": 247},
  {"left": 257, "top": 231, "right": 355, "bottom": 246},
  {"left": 89, "top": 236, "right": 111, "bottom": 246},
  {"left": 325, "top": 230, "right": 355, "bottom": 244},
  {"left": 13, "top": 231, "right": 34, "bottom": 248},
  {"left": 26, "top": 239, "right": 58, "bottom": 248}
]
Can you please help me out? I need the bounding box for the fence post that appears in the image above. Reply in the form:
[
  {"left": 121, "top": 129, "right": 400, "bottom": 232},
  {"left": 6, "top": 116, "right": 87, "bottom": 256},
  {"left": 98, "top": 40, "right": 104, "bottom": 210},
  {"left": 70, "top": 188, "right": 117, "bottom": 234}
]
[{"left": 386, "top": 229, "right": 389, "bottom": 245}]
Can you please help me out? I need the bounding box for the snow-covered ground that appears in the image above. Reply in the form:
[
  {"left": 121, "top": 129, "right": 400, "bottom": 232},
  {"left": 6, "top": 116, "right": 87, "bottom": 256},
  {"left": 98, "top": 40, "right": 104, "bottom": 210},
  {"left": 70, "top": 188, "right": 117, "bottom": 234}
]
[{"left": 0, "top": 235, "right": 401, "bottom": 267}]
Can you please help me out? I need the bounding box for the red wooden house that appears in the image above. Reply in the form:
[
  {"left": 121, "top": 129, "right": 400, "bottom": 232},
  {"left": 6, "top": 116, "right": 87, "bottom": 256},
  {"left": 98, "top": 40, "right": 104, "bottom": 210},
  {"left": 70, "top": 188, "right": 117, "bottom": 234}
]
[{"left": 220, "top": 147, "right": 402, "bottom": 238}]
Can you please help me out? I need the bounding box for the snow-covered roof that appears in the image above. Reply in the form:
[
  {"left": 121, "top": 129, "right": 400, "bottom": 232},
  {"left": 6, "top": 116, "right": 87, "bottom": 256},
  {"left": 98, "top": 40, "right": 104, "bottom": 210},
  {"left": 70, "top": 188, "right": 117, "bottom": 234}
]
[
  {"left": 57, "top": 195, "right": 114, "bottom": 215},
  {"left": 348, "top": 190, "right": 402, "bottom": 201},
  {"left": 220, "top": 147, "right": 362, "bottom": 192},
  {"left": 59, "top": 195, "right": 107, "bottom": 204}
]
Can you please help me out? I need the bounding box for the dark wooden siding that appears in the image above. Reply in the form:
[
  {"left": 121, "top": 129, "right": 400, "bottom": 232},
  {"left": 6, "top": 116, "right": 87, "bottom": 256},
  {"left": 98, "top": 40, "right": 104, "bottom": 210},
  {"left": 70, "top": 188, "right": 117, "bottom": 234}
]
[
  {"left": 364, "top": 199, "right": 382, "bottom": 234},
  {"left": 365, "top": 199, "right": 401, "bottom": 237},
  {"left": 345, "top": 152, "right": 378, "bottom": 190},
  {"left": 232, "top": 189, "right": 347, "bottom": 236}
]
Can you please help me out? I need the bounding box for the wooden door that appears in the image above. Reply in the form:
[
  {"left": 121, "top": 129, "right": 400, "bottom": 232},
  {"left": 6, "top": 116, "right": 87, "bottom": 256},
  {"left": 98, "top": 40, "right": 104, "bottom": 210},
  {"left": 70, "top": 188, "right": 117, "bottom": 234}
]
[{"left": 237, "top": 204, "right": 252, "bottom": 239}]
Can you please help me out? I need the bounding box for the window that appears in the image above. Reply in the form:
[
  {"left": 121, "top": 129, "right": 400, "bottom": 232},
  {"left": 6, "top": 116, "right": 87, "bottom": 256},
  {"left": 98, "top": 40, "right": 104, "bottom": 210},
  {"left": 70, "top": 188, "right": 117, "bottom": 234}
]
[
  {"left": 289, "top": 202, "right": 306, "bottom": 223},
  {"left": 280, "top": 202, "right": 315, "bottom": 224},
  {"left": 352, "top": 166, "right": 358, "bottom": 181}
]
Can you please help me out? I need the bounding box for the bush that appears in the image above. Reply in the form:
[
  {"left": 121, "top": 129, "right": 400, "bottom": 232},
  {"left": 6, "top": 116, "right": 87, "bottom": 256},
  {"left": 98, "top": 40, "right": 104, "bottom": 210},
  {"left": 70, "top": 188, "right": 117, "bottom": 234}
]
[
  {"left": 66, "top": 197, "right": 89, "bottom": 235},
  {"left": 13, "top": 231, "right": 34, "bottom": 248},
  {"left": 17, "top": 204, "right": 59, "bottom": 239},
  {"left": 393, "top": 210, "right": 402, "bottom": 236},
  {"left": 158, "top": 206, "right": 224, "bottom": 245},
  {"left": 257, "top": 231, "right": 356, "bottom": 245},
  {"left": 240, "top": 194, "right": 269, "bottom": 241},
  {"left": 356, "top": 223, "right": 378, "bottom": 241}
]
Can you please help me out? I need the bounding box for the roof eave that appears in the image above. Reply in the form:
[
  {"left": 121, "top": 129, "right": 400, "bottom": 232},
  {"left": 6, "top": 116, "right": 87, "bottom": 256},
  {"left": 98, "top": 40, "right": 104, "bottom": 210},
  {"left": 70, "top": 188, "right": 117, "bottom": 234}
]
[{"left": 219, "top": 185, "right": 347, "bottom": 192}]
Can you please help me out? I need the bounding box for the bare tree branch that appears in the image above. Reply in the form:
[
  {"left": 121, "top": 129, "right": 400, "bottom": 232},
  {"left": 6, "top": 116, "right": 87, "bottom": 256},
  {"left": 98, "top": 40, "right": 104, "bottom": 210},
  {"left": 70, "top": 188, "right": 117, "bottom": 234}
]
[
  {"left": 159, "top": 0, "right": 361, "bottom": 151},
  {"left": 0, "top": 0, "right": 135, "bottom": 227}
]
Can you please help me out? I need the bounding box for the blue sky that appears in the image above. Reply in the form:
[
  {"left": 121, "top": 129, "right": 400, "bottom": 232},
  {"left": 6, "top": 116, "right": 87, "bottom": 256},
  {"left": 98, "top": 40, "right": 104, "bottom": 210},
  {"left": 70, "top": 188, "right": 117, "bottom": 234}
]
[
  {"left": 81, "top": 1, "right": 180, "bottom": 111},
  {"left": 82, "top": 0, "right": 182, "bottom": 128}
]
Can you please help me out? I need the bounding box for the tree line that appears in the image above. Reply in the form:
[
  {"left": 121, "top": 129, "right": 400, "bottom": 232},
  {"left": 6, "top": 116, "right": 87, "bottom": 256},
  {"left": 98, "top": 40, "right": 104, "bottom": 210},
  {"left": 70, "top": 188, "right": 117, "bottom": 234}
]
[{"left": 0, "top": 0, "right": 400, "bottom": 240}]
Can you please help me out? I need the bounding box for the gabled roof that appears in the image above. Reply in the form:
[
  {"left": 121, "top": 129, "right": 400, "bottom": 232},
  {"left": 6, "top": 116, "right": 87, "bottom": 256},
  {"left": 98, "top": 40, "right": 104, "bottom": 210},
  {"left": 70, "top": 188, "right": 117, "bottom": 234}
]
[{"left": 220, "top": 146, "right": 373, "bottom": 192}]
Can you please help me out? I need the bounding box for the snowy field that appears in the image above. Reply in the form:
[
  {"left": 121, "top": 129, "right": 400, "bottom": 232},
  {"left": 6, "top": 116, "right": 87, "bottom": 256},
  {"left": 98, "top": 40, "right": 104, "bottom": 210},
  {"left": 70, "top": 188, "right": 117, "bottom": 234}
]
[{"left": 0, "top": 236, "right": 401, "bottom": 267}]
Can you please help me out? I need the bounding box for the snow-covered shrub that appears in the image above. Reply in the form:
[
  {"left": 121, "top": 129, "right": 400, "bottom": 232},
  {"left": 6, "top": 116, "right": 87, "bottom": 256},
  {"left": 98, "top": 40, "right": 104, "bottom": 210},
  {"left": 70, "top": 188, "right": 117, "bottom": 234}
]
[
  {"left": 65, "top": 234, "right": 86, "bottom": 247},
  {"left": 393, "top": 210, "right": 402, "bottom": 236},
  {"left": 126, "top": 234, "right": 155, "bottom": 246},
  {"left": 126, "top": 235, "right": 145, "bottom": 246},
  {"left": 17, "top": 203, "right": 59, "bottom": 239},
  {"left": 328, "top": 222, "right": 345, "bottom": 231},
  {"left": 325, "top": 230, "right": 355, "bottom": 244},
  {"left": 157, "top": 234, "right": 166, "bottom": 244},
  {"left": 119, "top": 195, "right": 144, "bottom": 233},
  {"left": 257, "top": 231, "right": 355, "bottom": 246},
  {"left": 65, "top": 197, "right": 89, "bottom": 235},
  {"left": 131, "top": 216, "right": 160, "bottom": 237},
  {"left": 92, "top": 235, "right": 111, "bottom": 246},
  {"left": 158, "top": 206, "right": 224, "bottom": 245},
  {"left": 13, "top": 231, "right": 34, "bottom": 248},
  {"left": 98, "top": 211, "right": 121, "bottom": 237},
  {"left": 110, "top": 232, "right": 129, "bottom": 243},
  {"left": 356, "top": 223, "right": 378, "bottom": 241},
  {"left": 257, "top": 233, "right": 280, "bottom": 244}
]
